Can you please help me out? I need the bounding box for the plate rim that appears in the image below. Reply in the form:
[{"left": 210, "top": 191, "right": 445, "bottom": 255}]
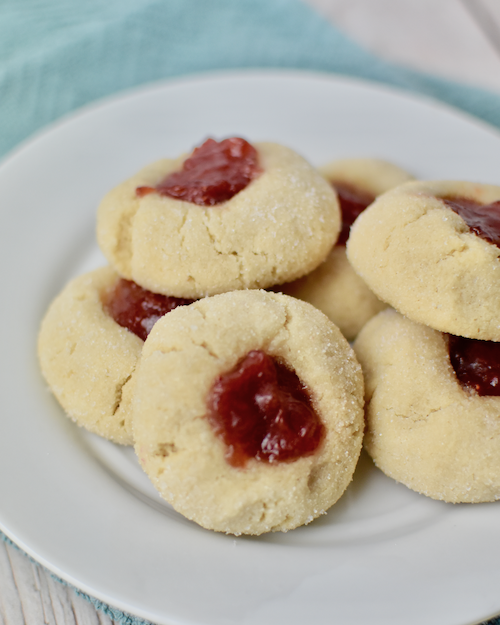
[
  {"left": 3, "top": 66, "right": 500, "bottom": 171},
  {"left": 2, "top": 68, "right": 500, "bottom": 625}
]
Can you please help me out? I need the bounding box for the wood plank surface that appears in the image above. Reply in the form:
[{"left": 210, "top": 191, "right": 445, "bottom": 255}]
[{"left": 0, "top": 541, "right": 117, "bottom": 625}]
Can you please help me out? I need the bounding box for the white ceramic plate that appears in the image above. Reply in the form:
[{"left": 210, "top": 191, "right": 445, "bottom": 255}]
[{"left": 1, "top": 70, "right": 500, "bottom": 625}]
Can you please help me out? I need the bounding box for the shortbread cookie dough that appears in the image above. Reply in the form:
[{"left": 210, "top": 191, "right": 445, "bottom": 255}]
[
  {"left": 280, "top": 246, "right": 386, "bottom": 341},
  {"left": 347, "top": 180, "right": 500, "bottom": 340},
  {"left": 281, "top": 159, "right": 413, "bottom": 340},
  {"left": 133, "top": 290, "right": 364, "bottom": 535},
  {"left": 354, "top": 308, "right": 500, "bottom": 503},
  {"left": 38, "top": 267, "right": 143, "bottom": 444},
  {"left": 97, "top": 141, "right": 340, "bottom": 298}
]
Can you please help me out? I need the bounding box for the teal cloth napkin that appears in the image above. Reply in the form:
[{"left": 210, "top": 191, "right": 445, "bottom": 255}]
[
  {"left": 3, "top": 0, "right": 500, "bottom": 161},
  {"left": 2, "top": 1, "right": 500, "bottom": 624}
]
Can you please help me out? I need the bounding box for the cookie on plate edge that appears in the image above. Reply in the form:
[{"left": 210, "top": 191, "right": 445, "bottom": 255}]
[{"left": 132, "top": 289, "right": 365, "bottom": 535}]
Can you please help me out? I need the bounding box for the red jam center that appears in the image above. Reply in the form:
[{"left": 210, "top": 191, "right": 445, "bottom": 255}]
[
  {"left": 442, "top": 195, "right": 500, "bottom": 247},
  {"left": 333, "top": 182, "right": 375, "bottom": 245},
  {"left": 136, "top": 137, "right": 261, "bottom": 206},
  {"left": 207, "top": 350, "right": 324, "bottom": 468},
  {"left": 448, "top": 334, "right": 500, "bottom": 396},
  {"left": 103, "top": 278, "right": 194, "bottom": 341}
]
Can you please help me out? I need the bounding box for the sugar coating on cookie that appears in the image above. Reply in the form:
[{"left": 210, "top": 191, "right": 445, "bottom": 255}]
[
  {"left": 354, "top": 308, "right": 500, "bottom": 503},
  {"left": 281, "top": 158, "right": 413, "bottom": 340},
  {"left": 281, "top": 246, "right": 386, "bottom": 341},
  {"left": 132, "top": 290, "right": 364, "bottom": 535},
  {"left": 38, "top": 267, "right": 143, "bottom": 444},
  {"left": 347, "top": 180, "right": 500, "bottom": 340},
  {"left": 97, "top": 141, "right": 340, "bottom": 298}
]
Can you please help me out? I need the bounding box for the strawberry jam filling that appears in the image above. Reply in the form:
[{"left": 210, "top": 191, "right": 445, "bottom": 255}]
[
  {"left": 207, "top": 350, "right": 324, "bottom": 468},
  {"left": 136, "top": 137, "right": 261, "bottom": 206},
  {"left": 103, "top": 278, "right": 194, "bottom": 341},
  {"left": 442, "top": 195, "right": 500, "bottom": 247},
  {"left": 448, "top": 334, "right": 500, "bottom": 396},
  {"left": 333, "top": 182, "right": 375, "bottom": 245}
]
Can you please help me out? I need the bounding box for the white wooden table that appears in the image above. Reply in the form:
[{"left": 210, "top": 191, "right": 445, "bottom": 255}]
[{"left": 3, "top": 1, "right": 500, "bottom": 623}]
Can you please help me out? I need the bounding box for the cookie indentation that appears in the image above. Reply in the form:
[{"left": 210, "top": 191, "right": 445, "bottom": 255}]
[
  {"left": 207, "top": 350, "right": 324, "bottom": 468},
  {"left": 448, "top": 334, "right": 500, "bottom": 396},
  {"left": 103, "top": 278, "right": 195, "bottom": 341},
  {"left": 442, "top": 195, "right": 500, "bottom": 248},
  {"left": 136, "top": 138, "right": 261, "bottom": 206}
]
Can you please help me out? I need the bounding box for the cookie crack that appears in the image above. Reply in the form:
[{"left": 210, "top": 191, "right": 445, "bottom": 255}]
[
  {"left": 251, "top": 249, "right": 279, "bottom": 284},
  {"left": 436, "top": 244, "right": 469, "bottom": 263},
  {"left": 282, "top": 305, "right": 293, "bottom": 338},
  {"left": 390, "top": 402, "right": 455, "bottom": 425},
  {"left": 192, "top": 339, "right": 219, "bottom": 360},
  {"left": 116, "top": 197, "right": 141, "bottom": 274},
  {"left": 178, "top": 211, "right": 190, "bottom": 250},
  {"left": 382, "top": 208, "right": 434, "bottom": 255},
  {"left": 155, "top": 442, "right": 178, "bottom": 458},
  {"left": 203, "top": 213, "right": 224, "bottom": 256},
  {"left": 112, "top": 372, "right": 133, "bottom": 416}
]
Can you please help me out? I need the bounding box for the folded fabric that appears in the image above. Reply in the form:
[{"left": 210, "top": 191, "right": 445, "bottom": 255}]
[
  {"left": 2, "top": 0, "right": 500, "bottom": 161},
  {"left": 2, "top": 1, "right": 500, "bottom": 625}
]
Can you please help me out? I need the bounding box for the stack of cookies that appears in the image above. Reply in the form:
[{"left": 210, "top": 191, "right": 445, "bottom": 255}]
[
  {"left": 281, "top": 157, "right": 413, "bottom": 339},
  {"left": 38, "top": 137, "right": 371, "bottom": 535},
  {"left": 348, "top": 180, "right": 500, "bottom": 503}
]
